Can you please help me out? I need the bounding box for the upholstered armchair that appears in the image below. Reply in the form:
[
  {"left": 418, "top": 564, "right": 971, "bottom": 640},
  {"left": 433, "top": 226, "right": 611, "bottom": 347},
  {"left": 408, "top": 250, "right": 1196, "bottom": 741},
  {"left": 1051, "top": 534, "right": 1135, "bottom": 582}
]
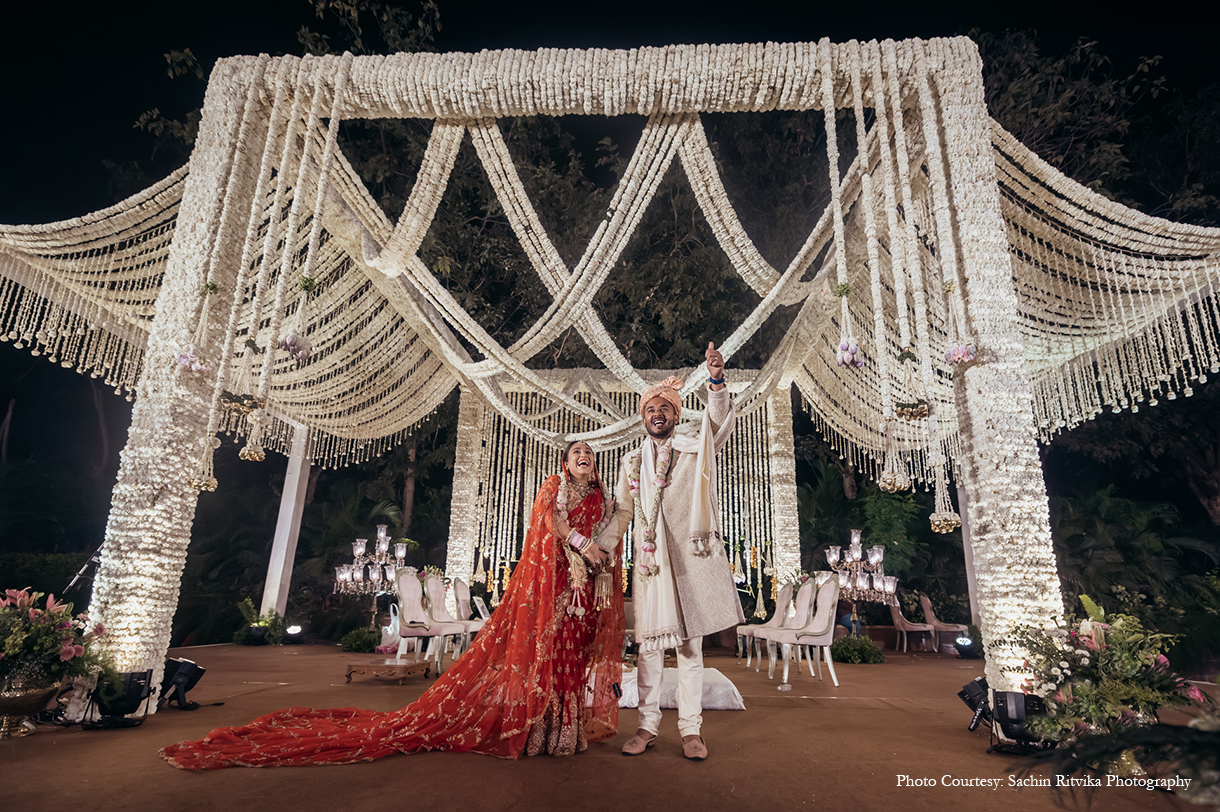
[
  {"left": 889, "top": 603, "right": 934, "bottom": 652},
  {"left": 755, "top": 580, "right": 815, "bottom": 679},
  {"left": 452, "top": 578, "right": 487, "bottom": 652},
  {"left": 735, "top": 583, "right": 793, "bottom": 669},
  {"left": 919, "top": 594, "right": 967, "bottom": 652},
  {"left": 793, "top": 579, "right": 840, "bottom": 687},
  {"left": 423, "top": 574, "right": 480, "bottom": 667}
]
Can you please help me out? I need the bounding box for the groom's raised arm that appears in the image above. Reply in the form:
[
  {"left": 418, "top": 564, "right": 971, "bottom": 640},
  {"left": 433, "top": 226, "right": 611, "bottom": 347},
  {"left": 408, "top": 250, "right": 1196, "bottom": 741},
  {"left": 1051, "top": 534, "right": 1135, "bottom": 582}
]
[{"left": 706, "top": 385, "right": 735, "bottom": 452}]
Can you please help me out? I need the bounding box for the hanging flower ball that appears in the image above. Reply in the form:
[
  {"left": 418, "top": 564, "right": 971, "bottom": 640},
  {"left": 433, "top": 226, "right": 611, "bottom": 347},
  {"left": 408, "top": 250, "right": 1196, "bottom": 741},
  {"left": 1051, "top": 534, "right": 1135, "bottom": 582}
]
[
  {"left": 836, "top": 340, "right": 864, "bottom": 369},
  {"left": 176, "top": 348, "right": 207, "bottom": 372},
  {"left": 238, "top": 444, "right": 266, "bottom": 462},
  {"left": 878, "top": 470, "right": 912, "bottom": 493},
  {"left": 929, "top": 510, "right": 962, "bottom": 534},
  {"left": 279, "top": 333, "right": 311, "bottom": 362},
  {"left": 944, "top": 343, "right": 975, "bottom": 366},
  {"left": 188, "top": 475, "right": 218, "bottom": 492}
]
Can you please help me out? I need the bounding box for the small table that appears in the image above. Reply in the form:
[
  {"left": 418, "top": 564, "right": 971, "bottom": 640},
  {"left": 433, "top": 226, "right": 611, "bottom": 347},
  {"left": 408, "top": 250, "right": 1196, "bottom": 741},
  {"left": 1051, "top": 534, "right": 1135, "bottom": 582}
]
[{"left": 345, "top": 657, "right": 432, "bottom": 685}]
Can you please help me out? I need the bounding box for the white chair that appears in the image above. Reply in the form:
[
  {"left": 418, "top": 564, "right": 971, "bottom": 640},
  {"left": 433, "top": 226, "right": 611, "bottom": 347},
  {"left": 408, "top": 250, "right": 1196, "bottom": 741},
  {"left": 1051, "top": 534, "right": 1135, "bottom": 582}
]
[
  {"left": 736, "top": 583, "right": 793, "bottom": 669},
  {"left": 755, "top": 580, "right": 816, "bottom": 679},
  {"left": 423, "top": 574, "right": 479, "bottom": 668},
  {"left": 395, "top": 569, "right": 440, "bottom": 663},
  {"left": 452, "top": 578, "right": 486, "bottom": 653},
  {"left": 793, "top": 580, "right": 840, "bottom": 687},
  {"left": 919, "top": 594, "right": 967, "bottom": 652},
  {"left": 395, "top": 570, "right": 463, "bottom": 673},
  {"left": 890, "top": 603, "right": 935, "bottom": 652}
]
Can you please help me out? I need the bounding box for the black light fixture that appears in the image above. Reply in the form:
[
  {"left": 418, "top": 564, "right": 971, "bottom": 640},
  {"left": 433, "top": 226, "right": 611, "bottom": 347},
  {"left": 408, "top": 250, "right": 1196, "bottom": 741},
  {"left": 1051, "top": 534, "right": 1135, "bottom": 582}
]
[
  {"left": 159, "top": 658, "right": 206, "bottom": 710},
  {"left": 991, "top": 690, "right": 1046, "bottom": 742},
  {"left": 957, "top": 676, "right": 991, "bottom": 731},
  {"left": 82, "top": 669, "right": 154, "bottom": 729},
  {"left": 284, "top": 624, "right": 306, "bottom": 644}
]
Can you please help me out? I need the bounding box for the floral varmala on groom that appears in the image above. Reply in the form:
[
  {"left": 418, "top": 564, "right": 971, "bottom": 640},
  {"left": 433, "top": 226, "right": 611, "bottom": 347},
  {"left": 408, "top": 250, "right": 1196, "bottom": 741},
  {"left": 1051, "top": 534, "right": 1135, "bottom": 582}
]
[{"left": 560, "top": 342, "right": 743, "bottom": 761}]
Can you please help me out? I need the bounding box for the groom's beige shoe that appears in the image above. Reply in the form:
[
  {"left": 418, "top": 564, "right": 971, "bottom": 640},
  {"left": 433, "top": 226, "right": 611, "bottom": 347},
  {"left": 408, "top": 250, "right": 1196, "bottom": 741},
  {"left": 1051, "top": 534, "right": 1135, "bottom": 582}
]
[
  {"left": 621, "top": 729, "right": 657, "bottom": 755},
  {"left": 682, "top": 735, "right": 708, "bottom": 761}
]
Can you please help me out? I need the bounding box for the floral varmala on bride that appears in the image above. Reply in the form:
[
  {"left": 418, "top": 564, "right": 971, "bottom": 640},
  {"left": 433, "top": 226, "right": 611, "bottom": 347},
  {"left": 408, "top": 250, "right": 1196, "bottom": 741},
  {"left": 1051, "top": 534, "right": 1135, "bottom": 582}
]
[{"left": 160, "top": 442, "right": 623, "bottom": 768}]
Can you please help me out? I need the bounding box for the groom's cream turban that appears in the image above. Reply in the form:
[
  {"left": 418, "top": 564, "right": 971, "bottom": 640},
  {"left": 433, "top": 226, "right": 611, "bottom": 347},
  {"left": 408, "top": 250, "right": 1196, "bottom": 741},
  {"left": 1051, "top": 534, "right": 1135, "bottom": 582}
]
[{"left": 639, "top": 376, "right": 684, "bottom": 419}]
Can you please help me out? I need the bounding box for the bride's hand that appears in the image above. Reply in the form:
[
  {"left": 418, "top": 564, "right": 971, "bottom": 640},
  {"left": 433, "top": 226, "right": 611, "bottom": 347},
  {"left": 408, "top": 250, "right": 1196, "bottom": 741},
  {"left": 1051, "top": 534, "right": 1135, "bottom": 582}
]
[{"left": 583, "top": 545, "right": 609, "bottom": 569}]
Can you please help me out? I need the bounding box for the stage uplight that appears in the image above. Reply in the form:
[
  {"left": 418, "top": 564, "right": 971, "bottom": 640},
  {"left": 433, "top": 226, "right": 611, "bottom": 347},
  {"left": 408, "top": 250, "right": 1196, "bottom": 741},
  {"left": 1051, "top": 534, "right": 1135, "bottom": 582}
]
[
  {"left": 957, "top": 676, "right": 991, "bottom": 731},
  {"left": 82, "top": 669, "right": 154, "bottom": 729},
  {"left": 159, "top": 658, "right": 206, "bottom": 710}
]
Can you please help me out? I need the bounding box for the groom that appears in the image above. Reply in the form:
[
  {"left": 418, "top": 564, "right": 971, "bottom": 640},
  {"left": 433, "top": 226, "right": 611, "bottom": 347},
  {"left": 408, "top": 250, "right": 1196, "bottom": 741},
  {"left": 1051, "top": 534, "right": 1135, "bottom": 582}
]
[{"left": 587, "top": 343, "right": 742, "bottom": 760}]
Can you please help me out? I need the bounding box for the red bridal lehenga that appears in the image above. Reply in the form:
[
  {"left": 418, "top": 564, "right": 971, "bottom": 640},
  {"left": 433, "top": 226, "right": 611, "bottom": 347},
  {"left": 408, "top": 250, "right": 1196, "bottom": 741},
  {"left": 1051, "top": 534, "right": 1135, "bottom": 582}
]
[{"left": 161, "top": 475, "right": 623, "bottom": 769}]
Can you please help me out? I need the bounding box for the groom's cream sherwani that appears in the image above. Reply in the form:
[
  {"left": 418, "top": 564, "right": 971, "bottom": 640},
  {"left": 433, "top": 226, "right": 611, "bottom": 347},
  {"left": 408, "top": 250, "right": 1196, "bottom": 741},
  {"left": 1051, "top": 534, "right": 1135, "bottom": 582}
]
[{"left": 597, "top": 385, "right": 744, "bottom": 736}]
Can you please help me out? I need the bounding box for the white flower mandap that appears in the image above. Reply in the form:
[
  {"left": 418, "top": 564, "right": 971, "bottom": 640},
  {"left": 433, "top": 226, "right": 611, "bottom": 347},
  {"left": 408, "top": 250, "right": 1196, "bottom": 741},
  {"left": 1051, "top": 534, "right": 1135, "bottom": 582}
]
[{"left": 3, "top": 37, "right": 1219, "bottom": 708}]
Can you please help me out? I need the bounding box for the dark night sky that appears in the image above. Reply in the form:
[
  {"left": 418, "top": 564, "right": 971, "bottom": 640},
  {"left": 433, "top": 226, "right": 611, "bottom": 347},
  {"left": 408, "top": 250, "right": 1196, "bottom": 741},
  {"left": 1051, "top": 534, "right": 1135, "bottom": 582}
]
[
  {"left": 2, "top": 1, "right": 1217, "bottom": 547},
  {"left": 2, "top": 0, "right": 1216, "bottom": 225}
]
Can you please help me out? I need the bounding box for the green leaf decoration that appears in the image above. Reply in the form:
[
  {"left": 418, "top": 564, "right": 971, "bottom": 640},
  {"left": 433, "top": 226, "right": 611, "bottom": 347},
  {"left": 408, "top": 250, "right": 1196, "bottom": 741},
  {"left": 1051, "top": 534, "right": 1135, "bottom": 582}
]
[
  {"left": 835, "top": 283, "right": 851, "bottom": 297},
  {"left": 1079, "top": 594, "right": 1106, "bottom": 622}
]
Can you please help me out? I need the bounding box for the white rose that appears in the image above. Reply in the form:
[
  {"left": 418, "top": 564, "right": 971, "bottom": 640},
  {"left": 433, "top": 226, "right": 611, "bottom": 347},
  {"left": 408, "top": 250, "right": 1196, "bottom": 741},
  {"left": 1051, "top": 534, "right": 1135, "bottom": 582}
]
[
  {"left": 1079, "top": 620, "right": 1093, "bottom": 635},
  {"left": 1051, "top": 667, "right": 1061, "bottom": 676}
]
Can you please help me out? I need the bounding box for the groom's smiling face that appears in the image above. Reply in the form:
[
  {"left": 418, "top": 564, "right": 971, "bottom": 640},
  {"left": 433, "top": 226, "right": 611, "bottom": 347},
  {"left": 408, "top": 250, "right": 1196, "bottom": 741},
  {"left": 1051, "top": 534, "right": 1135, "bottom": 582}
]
[{"left": 642, "top": 399, "right": 677, "bottom": 439}]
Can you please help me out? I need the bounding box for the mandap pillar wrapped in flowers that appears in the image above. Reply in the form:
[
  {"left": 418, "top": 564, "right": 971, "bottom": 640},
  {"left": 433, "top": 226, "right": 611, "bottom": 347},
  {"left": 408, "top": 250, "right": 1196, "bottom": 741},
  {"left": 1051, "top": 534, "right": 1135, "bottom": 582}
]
[
  {"left": 88, "top": 60, "right": 269, "bottom": 685},
  {"left": 935, "top": 39, "right": 1064, "bottom": 690}
]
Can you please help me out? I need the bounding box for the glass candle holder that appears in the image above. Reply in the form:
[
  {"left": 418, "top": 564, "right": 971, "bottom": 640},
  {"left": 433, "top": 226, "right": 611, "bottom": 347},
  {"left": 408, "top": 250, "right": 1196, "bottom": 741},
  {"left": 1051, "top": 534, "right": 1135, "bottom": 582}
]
[
  {"left": 826, "top": 546, "right": 841, "bottom": 566},
  {"left": 376, "top": 524, "right": 389, "bottom": 540},
  {"left": 353, "top": 539, "right": 367, "bottom": 558},
  {"left": 376, "top": 537, "right": 390, "bottom": 556},
  {"left": 395, "top": 542, "right": 407, "bottom": 560}
]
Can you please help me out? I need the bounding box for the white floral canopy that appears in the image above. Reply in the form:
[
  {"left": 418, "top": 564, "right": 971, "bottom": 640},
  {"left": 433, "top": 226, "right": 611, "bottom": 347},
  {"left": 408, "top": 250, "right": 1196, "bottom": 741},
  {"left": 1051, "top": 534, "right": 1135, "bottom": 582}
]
[{"left": 2, "top": 37, "right": 1216, "bottom": 698}]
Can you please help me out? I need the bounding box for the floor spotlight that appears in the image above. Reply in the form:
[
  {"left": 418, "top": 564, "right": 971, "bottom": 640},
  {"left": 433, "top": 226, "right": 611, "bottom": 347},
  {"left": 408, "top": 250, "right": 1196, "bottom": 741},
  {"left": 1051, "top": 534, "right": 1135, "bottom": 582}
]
[
  {"left": 82, "top": 669, "right": 154, "bottom": 729},
  {"left": 957, "top": 676, "right": 991, "bottom": 731},
  {"left": 159, "top": 658, "right": 206, "bottom": 710},
  {"left": 285, "top": 624, "right": 305, "bottom": 644}
]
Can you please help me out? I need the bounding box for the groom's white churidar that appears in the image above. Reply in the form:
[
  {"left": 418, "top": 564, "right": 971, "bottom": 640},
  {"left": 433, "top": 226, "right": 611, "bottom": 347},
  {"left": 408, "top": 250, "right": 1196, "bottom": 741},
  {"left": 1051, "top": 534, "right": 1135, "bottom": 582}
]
[{"left": 596, "top": 351, "right": 744, "bottom": 759}]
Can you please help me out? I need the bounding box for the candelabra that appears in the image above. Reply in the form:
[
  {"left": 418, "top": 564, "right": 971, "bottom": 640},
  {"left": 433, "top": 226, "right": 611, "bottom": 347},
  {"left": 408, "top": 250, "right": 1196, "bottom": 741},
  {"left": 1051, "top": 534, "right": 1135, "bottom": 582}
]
[
  {"left": 334, "top": 524, "right": 409, "bottom": 627},
  {"left": 825, "top": 529, "right": 898, "bottom": 636}
]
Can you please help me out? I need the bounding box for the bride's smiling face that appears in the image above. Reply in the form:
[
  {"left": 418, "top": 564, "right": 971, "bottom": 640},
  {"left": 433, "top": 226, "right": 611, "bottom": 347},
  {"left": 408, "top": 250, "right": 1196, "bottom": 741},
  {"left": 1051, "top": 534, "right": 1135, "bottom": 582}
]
[{"left": 565, "top": 442, "right": 596, "bottom": 484}]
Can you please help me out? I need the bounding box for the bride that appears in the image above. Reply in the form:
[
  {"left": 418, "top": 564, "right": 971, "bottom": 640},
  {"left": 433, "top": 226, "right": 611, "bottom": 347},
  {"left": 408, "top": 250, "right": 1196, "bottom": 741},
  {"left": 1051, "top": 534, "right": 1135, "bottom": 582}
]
[{"left": 161, "top": 441, "right": 624, "bottom": 768}]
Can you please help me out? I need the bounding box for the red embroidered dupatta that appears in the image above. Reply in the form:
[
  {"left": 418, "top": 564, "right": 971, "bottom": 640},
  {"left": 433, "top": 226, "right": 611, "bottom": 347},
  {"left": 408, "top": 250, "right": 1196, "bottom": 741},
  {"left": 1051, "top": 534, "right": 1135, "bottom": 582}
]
[{"left": 161, "top": 475, "right": 623, "bottom": 769}]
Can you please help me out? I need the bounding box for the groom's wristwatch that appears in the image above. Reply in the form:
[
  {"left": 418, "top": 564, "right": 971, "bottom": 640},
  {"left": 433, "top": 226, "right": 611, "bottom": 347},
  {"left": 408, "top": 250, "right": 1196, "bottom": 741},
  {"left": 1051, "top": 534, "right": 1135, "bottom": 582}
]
[{"left": 708, "top": 374, "right": 726, "bottom": 385}]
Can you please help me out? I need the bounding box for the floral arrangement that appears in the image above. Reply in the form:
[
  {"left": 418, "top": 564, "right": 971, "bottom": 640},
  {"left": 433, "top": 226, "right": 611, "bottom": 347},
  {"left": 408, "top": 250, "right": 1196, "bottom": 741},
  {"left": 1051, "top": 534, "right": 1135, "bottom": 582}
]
[
  {"left": 0, "top": 589, "right": 118, "bottom": 693},
  {"left": 996, "top": 596, "right": 1208, "bottom": 742}
]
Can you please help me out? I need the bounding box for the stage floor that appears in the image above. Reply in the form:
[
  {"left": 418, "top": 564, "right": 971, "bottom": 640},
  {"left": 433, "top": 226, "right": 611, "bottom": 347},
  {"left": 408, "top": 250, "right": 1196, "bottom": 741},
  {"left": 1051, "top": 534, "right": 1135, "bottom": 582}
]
[{"left": 0, "top": 643, "right": 1195, "bottom": 811}]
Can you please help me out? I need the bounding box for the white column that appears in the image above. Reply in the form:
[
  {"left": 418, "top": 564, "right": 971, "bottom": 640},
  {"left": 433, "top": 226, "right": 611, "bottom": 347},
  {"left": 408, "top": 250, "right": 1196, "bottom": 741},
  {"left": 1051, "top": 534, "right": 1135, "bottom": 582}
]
[
  {"left": 89, "top": 58, "right": 266, "bottom": 692},
  {"left": 261, "top": 423, "right": 311, "bottom": 617},
  {"left": 933, "top": 39, "right": 1064, "bottom": 691},
  {"left": 956, "top": 485, "right": 981, "bottom": 627},
  {"left": 766, "top": 383, "right": 801, "bottom": 583}
]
